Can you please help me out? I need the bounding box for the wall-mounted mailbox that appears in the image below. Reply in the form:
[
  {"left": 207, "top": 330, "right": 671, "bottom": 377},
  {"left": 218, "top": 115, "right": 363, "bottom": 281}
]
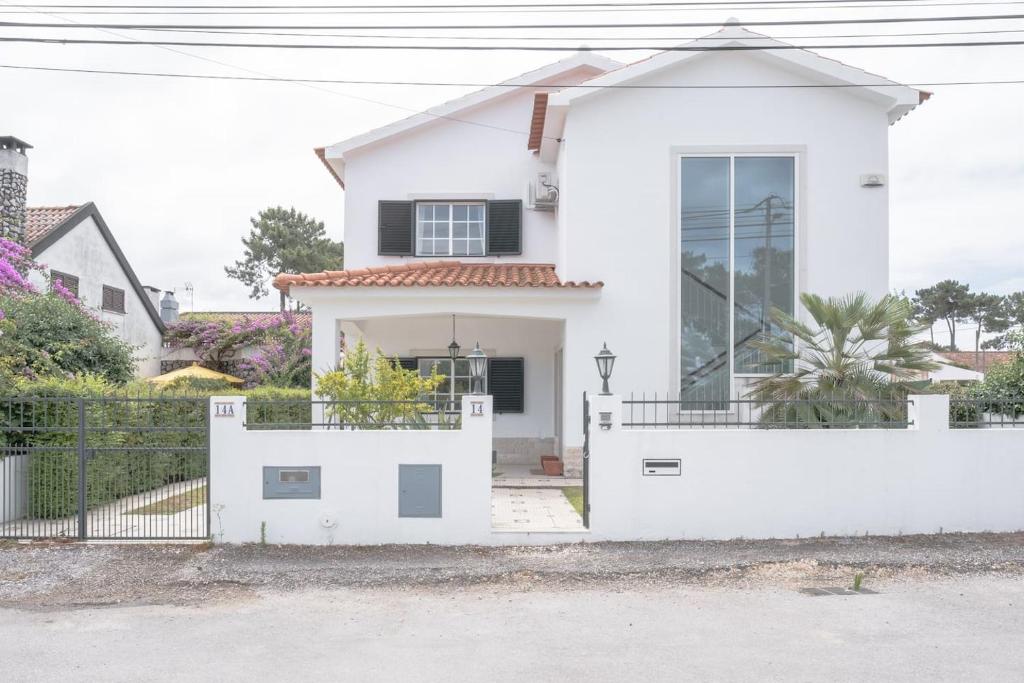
[
  {"left": 263, "top": 466, "right": 321, "bottom": 499},
  {"left": 642, "top": 459, "right": 681, "bottom": 476}
]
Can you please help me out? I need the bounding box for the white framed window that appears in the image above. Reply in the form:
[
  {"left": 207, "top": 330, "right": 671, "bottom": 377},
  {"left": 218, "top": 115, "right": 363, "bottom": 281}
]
[
  {"left": 417, "top": 357, "right": 487, "bottom": 407},
  {"left": 416, "top": 202, "right": 486, "bottom": 257}
]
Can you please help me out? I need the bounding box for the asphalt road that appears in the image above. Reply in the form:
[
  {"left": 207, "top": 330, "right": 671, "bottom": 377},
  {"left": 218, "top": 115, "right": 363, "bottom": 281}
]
[
  {"left": 1, "top": 535, "right": 1022, "bottom": 681},
  {"left": 2, "top": 577, "right": 1022, "bottom": 682}
]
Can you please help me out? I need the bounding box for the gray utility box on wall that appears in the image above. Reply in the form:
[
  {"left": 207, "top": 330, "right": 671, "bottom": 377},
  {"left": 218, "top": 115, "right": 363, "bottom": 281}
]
[
  {"left": 398, "top": 464, "right": 442, "bottom": 518},
  {"left": 263, "top": 466, "right": 322, "bottom": 499}
]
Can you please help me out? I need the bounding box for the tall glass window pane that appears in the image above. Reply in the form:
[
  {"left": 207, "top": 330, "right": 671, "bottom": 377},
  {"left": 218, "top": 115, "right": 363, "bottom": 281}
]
[
  {"left": 733, "top": 157, "right": 795, "bottom": 374},
  {"left": 680, "top": 158, "right": 731, "bottom": 405}
]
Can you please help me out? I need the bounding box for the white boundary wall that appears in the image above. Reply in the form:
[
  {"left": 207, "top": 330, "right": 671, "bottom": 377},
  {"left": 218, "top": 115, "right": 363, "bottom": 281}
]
[
  {"left": 209, "top": 396, "right": 493, "bottom": 545},
  {"left": 587, "top": 394, "right": 1024, "bottom": 541}
]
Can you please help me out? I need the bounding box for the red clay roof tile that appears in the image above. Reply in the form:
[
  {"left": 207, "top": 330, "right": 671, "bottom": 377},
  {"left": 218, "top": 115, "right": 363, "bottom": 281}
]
[
  {"left": 25, "top": 205, "right": 81, "bottom": 245},
  {"left": 273, "top": 261, "right": 602, "bottom": 293}
]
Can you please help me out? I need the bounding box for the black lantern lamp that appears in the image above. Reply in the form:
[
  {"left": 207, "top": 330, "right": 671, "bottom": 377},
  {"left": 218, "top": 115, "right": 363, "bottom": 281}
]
[
  {"left": 467, "top": 342, "right": 487, "bottom": 395},
  {"left": 595, "top": 342, "right": 616, "bottom": 395},
  {"left": 448, "top": 314, "right": 461, "bottom": 363}
]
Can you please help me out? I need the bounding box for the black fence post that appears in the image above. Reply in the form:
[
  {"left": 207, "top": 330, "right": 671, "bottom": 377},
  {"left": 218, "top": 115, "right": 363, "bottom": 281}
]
[
  {"left": 76, "top": 398, "right": 87, "bottom": 540},
  {"left": 582, "top": 391, "right": 590, "bottom": 529}
]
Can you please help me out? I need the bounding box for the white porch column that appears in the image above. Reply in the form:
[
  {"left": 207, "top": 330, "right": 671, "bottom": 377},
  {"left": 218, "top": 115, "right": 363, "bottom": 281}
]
[{"left": 310, "top": 311, "right": 341, "bottom": 391}]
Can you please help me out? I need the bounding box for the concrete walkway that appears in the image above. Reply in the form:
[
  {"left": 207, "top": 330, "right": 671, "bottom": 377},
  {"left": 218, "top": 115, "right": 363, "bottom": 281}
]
[
  {"left": 0, "top": 477, "right": 207, "bottom": 539},
  {"left": 491, "top": 487, "right": 584, "bottom": 532},
  {"left": 492, "top": 463, "right": 582, "bottom": 488}
]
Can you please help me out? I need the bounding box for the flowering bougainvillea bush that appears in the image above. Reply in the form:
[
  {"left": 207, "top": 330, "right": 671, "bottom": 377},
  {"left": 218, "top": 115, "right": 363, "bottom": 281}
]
[
  {"left": 165, "top": 311, "right": 312, "bottom": 388},
  {"left": 0, "top": 237, "right": 136, "bottom": 390}
]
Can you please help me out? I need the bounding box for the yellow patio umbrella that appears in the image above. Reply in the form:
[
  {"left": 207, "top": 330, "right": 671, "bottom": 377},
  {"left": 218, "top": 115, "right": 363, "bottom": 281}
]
[{"left": 147, "top": 362, "right": 245, "bottom": 386}]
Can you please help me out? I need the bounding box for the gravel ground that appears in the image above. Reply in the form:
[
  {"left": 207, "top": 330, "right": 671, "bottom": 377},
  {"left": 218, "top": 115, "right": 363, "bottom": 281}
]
[{"left": 1, "top": 532, "right": 1022, "bottom": 610}]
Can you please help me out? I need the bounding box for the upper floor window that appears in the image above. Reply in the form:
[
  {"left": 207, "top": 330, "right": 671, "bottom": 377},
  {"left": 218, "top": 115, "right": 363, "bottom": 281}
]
[
  {"left": 416, "top": 202, "right": 486, "bottom": 257},
  {"left": 50, "top": 270, "right": 79, "bottom": 298},
  {"left": 102, "top": 285, "right": 126, "bottom": 314}
]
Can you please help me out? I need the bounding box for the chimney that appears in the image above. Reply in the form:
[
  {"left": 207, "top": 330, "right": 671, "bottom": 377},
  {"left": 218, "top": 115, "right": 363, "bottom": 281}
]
[
  {"left": 0, "top": 136, "right": 31, "bottom": 244},
  {"left": 143, "top": 285, "right": 162, "bottom": 310},
  {"left": 160, "top": 290, "right": 179, "bottom": 324}
]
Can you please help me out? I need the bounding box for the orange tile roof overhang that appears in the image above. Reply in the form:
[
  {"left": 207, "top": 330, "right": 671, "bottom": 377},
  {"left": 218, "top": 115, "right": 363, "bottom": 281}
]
[{"left": 274, "top": 261, "right": 603, "bottom": 294}]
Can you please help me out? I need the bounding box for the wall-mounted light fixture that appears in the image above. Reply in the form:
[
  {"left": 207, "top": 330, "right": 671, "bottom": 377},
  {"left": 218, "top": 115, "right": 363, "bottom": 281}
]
[
  {"left": 595, "top": 342, "right": 616, "bottom": 396},
  {"left": 467, "top": 342, "right": 487, "bottom": 395}
]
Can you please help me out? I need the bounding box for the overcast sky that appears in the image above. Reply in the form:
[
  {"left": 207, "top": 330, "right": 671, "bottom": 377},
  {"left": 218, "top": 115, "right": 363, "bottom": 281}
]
[{"left": 4, "top": 1, "right": 1023, "bottom": 345}]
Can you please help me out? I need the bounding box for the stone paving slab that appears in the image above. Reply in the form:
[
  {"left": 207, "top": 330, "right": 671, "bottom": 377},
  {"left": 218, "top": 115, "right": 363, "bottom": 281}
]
[{"left": 491, "top": 487, "right": 584, "bottom": 532}]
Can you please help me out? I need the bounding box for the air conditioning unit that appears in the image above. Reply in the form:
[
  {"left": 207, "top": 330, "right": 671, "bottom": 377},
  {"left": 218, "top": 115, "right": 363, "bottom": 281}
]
[{"left": 526, "top": 172, "right": 559, "bottom": 211}]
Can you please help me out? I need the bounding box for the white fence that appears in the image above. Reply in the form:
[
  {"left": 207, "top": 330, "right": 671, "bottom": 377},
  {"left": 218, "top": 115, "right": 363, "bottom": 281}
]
[
  {"left": 209, "top": 395, "right": 493, "bottom": 545},
  {"left": 587, "top": 394, "right": 1024, "bottom": 541}
]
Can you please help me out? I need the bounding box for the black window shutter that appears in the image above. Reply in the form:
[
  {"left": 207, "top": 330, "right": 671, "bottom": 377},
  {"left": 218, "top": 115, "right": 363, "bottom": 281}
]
[
  {"left": 486, "top": 200, "right": 522, "bottom": 256},
  {"left": 395, "top": 357, "right": 419, "bottom": 372},
  {"left": 378, "top": 200, "right": 414, "bottom": 255},
  {"left": 488, "top": 357, "right": 524, "bottom": 413}
]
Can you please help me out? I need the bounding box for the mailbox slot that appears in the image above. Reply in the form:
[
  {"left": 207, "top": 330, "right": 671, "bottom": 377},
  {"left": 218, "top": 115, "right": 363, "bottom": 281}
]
[
  {"left": 263, "top": 466, "right": 321, "bottom": 499},
  {"left": 642, "top": 459, "right": 681, "bottom": 476}
]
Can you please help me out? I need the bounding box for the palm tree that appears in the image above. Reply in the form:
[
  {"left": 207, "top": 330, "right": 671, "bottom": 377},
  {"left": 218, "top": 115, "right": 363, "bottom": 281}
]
[{"left": 746, "top": 292, "right": 939, "bottom": 426}]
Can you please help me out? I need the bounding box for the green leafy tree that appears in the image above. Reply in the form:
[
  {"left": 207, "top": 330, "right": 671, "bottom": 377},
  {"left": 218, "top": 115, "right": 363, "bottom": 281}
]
[
  {"left": 314, "top": 339, "right": 446, "bottom": 429},
  {"left": 225, "top": 207, "right": 344, "bottom": 311},
  {"left": 964, "top": 293, "right": 1010, "bottom": 363},
  {"left": 984, "top": 292, "right": 1024, "bottom": 350},
  {"left": 912, "top": 280, "right": 973, "bottom": 351},
  {"left": 746, "top": 292, "right": 938, "bottom": 425}
]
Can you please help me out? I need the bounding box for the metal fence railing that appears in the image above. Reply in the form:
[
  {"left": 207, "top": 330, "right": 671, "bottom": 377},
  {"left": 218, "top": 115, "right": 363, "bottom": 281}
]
[
  {"left": 949, "top": 397, "right": 1024, "bottom": 429},
  {"left": 622, "top": 394, "right": 912, "bottom": 429},
  {"left": 242, "top": 399, "right": 462, "bottom": 430}
]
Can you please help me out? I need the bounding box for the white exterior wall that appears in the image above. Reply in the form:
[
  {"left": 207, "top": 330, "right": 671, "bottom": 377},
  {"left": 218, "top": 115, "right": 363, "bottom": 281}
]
[
  {"left": 587, "top": 394, "right": 1024, "bottom": 541},
  {"left": 210, "top": 395, "right": 493, "bottom": 545},
  {"left": 28, "top": 215, "right": 164, "bottom": 377},
  {"left": 557, "top": 53, "right": 892, "bottom": 411}
]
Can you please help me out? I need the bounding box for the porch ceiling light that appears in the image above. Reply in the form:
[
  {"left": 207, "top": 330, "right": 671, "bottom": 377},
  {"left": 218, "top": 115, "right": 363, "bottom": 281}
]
[
  {"left": 448, "top": 314, "right": 460, "bottom": 363},
  {"left": 467, "top": 342, "right": 487, "bottom": 395},
  {"left": 595, "top": 342, "right": 616, "bottom": 396}
]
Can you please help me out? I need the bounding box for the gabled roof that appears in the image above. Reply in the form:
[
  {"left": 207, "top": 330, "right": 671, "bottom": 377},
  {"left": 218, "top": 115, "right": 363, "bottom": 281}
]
[
  {"left": 27, "top": 202, "right": 166, "bottom": 333},
  {"left": 26, "top": 205, "right": 81, "bottom": 245},
  {"left": 273, "top": 261, "right": 603, "bottom": 294},
  {"left": 538, "top": 23, "right": 924, "bottom": 157},
  {"left": 316, "top": 52, "right": 621, "bottom": 188}
]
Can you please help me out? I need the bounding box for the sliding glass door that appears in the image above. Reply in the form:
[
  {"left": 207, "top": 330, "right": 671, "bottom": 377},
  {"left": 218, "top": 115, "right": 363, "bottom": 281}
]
[{"left": 680, "top": 155, "right": 795, "bottom": 405}]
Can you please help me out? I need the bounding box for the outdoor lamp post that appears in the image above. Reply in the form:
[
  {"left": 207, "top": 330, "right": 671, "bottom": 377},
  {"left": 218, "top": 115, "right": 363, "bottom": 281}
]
[
  {"left": 467, "top": 342, "right": 487, "bottom": 395},
  {"left": 595, "top": 342, "right": 616, "bottom": 395}
]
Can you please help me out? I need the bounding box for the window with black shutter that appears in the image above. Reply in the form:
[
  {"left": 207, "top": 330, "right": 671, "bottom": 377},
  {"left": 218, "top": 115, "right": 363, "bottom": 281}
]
[
  {"left": 102, "top": 285, "right": 125, "bottom": 314},
  {"left": 486, "top": 200, "right": 523, "bottom": 255},
  {"left": 487, "top": 357, "right": 524, "bottom": 414},
  {"left": 378, "top": 200, "right": 415, "bottom": 255},
  {"left": 50, "top": 270, "right": 79, "bottom": 297}
]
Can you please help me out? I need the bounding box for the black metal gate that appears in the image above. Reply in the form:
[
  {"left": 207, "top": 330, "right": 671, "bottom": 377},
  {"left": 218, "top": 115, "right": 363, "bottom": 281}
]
[
  {"left": 0, "top": 396, "right": 209, "bottom": 540},
  {"left": 582, "top": 391, "right": 590, "bottom": 529}
]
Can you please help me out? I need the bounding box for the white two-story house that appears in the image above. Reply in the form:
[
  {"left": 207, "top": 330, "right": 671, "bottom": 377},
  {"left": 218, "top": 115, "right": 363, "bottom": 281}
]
[{"left": 277, "top": 23, "right": 925, "bottom": 469}]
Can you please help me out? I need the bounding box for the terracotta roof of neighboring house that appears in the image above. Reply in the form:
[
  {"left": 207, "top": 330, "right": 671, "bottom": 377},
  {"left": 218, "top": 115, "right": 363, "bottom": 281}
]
[
  {"left": 274, "top": 261, "right": 603, "bottom": 293},
  {"left": 179, "top": 311, "right": 312, "bottom": 326},
  {"left": 25, "top": 205, "right": 82, "bottom": 245},
  {"left": 527, "top": 92, "right": 549, "bottom": 152},
  {"left": 937, "top": 351, "right": 1015, "bottom": 373}
]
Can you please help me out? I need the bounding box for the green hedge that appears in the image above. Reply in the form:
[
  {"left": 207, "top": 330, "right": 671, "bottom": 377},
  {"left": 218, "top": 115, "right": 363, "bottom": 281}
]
[{"left": 2, "top": 376, "right": 311, "bottom": 518}]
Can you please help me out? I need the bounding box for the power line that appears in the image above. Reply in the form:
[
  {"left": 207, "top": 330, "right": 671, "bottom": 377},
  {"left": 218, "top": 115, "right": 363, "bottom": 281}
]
[
  {"left": 4, "top": 0, "right": 1018, "bottom": 9},
  {"left": 4, "top": 35, "right": 1024, "bottom": 49},
  {"left": 5, "top": 61, "right": 1024, "bottom": 88},
  {"left": 3, "top": 12, "right": 1024, "bottom": 30}
]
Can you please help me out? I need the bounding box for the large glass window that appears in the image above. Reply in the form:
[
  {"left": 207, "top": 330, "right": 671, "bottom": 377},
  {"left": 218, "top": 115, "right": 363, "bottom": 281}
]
[
  {"left": 680, "top": 156, "right": 795, "bottom": 403},
  {"left": 418, "top": 358, "right": 487, "bottom": 408},
  {"left": 416, "top": 202, "right": 485, "bottom": 257}
]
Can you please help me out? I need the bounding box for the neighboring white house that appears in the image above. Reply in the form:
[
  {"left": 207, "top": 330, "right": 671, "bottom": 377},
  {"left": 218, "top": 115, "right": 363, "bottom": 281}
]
[
  {"left": 282, "top": 23, "right": 927, "bottom": 469},
  {"left": 25, "top": 203, "right": 168, "bottom": 377}
]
